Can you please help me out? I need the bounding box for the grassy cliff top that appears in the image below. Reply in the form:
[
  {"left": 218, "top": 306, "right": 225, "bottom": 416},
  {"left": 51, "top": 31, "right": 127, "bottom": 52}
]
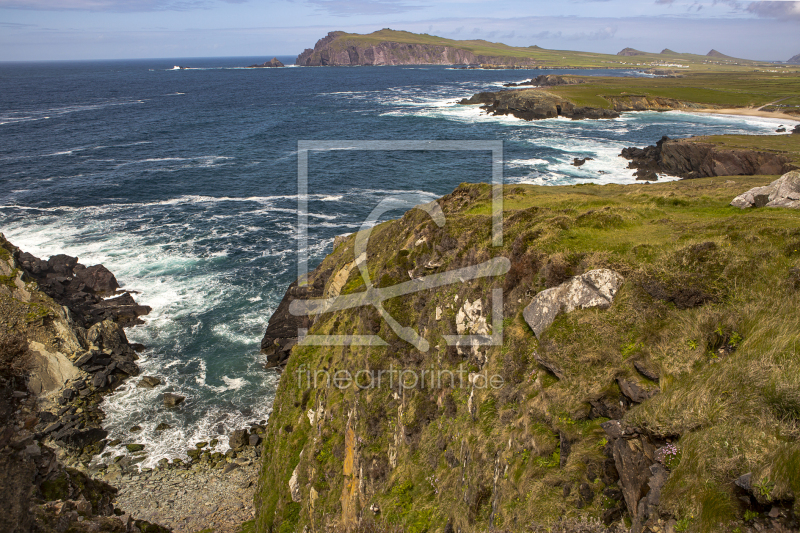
[
  {"left": 322, "top": 29, "right": 796, "bottom": 72},
  {"left": 686, "top": 134, "right": 800, "bottom": 163},
  {"left": 525, "top": 72, "right": 800, "bottom": 111}
]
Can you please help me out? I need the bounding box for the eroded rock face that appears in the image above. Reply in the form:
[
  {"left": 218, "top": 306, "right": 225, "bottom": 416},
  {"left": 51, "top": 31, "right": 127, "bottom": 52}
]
[
  {"left": 730, "top": 170, "right": 800, "bottom": 209},
  {"left": 260, "top": 267, "right": 332, "bottom": 369},
  {"left": 523, "top": 269, "right": 624, "bottom": 337},
  {"left": 621, "top": 137, "right": 797, "bottom": 180}
]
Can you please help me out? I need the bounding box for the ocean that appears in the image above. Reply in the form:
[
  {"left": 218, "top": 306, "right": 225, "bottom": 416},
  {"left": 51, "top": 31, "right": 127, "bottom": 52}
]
[{"left": 0, "top": 56, "right": 795, "bottom": 468}]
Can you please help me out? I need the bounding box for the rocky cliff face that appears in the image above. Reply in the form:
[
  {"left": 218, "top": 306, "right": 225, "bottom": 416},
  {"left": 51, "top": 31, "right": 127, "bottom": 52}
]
[
  {"left": 255, "top": 181, "right": 800, "bottom": 533},
  {"left": 621, "top": 136, "right": 798, "bottom": 180},
  {"left": 296, "top": 31, "right": 534, "bottom": 66},
  {"left": 0, "top": 234, "right": 170, "bottom": 533}
]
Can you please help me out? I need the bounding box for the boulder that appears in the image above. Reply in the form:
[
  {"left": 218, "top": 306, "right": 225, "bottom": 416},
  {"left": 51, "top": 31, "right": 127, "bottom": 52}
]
[
  {"left": 730, "top": 170, "right": 800, "bottom": 209},
  {"left": 229, "top": 429, "right": 249, "bottom": 450},
  {"left": 163, "top": 393, "right": 185, "bottom": 408},
  {"left": 74, "top": 264, "right": 119, "bottom": 295},
  {"left": 523, "top": 269, "right": 624, "bottom": 337},
  {"left": 248, "top": 434, "right": 261, "bottom": 447},
  {"left": 137, "top": 376, "right": 161, "bottom": 389}
]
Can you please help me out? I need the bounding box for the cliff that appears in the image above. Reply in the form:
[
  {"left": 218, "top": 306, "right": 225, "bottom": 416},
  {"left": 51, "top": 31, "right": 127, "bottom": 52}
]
[
  {"left": 296, "top": 31, "right": 535, "bottom": 67},
  {"left": 255, "top": 178, "right": 800, "bottom": 532},
  {"left": 621, "top": 134, "right": 800, "bottom": 180},
  {"left": 0, "top": 234, "right": 170, "bottom": 533}
]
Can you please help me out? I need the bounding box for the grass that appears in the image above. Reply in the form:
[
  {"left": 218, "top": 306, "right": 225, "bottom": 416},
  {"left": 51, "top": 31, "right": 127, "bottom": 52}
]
[
  {"left": 255, "top": 175, "right": 800, "bottom": 533},
  {"left": 530, "top": 72, "right": 800, "bottom": 111}
]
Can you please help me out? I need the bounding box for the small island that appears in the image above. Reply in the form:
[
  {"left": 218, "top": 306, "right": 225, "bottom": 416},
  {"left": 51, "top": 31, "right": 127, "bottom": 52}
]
[{"left": 247, "top": 57, "right": 285, "bottom": 68}]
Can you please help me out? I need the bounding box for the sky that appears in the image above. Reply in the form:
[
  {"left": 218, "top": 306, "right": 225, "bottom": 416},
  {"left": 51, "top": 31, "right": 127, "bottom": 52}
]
[{"left": 0, "top": 0, "right": 798, "bottom": 61}]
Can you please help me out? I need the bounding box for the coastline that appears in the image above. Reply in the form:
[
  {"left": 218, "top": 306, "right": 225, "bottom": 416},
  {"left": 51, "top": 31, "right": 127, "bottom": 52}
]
[{"left": 692, "top": 107, "right": 800, "bottom": 122}]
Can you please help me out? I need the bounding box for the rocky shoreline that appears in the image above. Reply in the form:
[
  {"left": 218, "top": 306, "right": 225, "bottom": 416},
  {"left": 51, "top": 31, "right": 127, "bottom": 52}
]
[
  {"left": 458, "top": 87, "right": 705, "bottom": 121},
  {"left": 1, "top": 234, "right": 265, "bottom": 533},
  {"left": 620, "top": 135, "right": 798, "bottom": 180}
]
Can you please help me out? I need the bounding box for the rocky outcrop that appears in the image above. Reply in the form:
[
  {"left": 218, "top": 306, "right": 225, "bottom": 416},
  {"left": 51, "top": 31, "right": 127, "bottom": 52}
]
[
  {"left": 503, "top": 74, "right": 586, "bottom": 88},
  {"left": 731, "top": 170, "right": 800, "bottom": 208},
  {"left": 247, "top": 57, "right": 284, "bottom": 68},
  {"left": 621, "top": 136, "right": 798, "bottom": 179},
  {"left": 0, "top": 235, "right": 171, "bottom": 533},
  {"left": 523, "top": 269, "right": 624, "bottom": 337},
  {"left": 260, "top": 266, "right": 332, "bottom": 368},
  {"left": 16, "top": 250, "right": 150, "bottom": 328},
  {"left": 617, "top": 48, "right": 648, "bottom": 56},
  {"left": 459, "top": 88, "right": 703, "bottom": 122},
  {"left": 459, "top": 89, "right": 620, "bottom": 121},
  {"left": 602, "top": 421, "right": 670, "bottom": 533},
  {"left": 296, "top": 31, "right": 535, "bottom": 67}
]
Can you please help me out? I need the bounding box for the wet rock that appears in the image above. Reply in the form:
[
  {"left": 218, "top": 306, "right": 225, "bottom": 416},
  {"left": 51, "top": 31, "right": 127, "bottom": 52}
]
[
  {"left": 248, "top": 434, "right": 261, "bottom": 447},
  {"left": 163, "top": 393, "right": 185, "bottom": 408},
  {"left": 731, "top": 170, "right": 800, "bottom": 209},
  {"left": 523, "top": 269, "right": 624, "bottom": 337},
  {"left": 74, "top": 264, "right": 119, "bottom": 295},
  {"left": 572, "top": 157, "right": 594, "bottom": 167},
  {"left": 137, "top": 376, "right": 161, "bottom": 389},
  {"left": 126, "top": 444, "right": 145, "bottom": 452}
]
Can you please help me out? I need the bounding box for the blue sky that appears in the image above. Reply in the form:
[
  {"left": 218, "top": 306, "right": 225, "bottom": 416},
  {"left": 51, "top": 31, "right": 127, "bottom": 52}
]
[{"left": 0, "top": 0, "right": 798, "bottom": 61}]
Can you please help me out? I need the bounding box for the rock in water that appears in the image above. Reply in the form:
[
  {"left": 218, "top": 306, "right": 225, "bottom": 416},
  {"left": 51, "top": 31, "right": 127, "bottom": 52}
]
[
  {"left": 137, "top": 376, "right": 161, "bottom": 389},
  {"left": 248, "top": 57, "right": 284, "bottom": 68},
  {"left": 523, "top": 269, "right": 624, "bottom": 337},
  {"left": 730, "top": 170, "right": 800, "bottom": 209},
  {"left": 163, "top": 392, "right": 185, "bottom": 407}
]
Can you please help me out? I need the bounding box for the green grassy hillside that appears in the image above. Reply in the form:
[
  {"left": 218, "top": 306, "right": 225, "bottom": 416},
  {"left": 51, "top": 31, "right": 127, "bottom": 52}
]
[{"left": 256, "top": 175, "right": 800, "bottom": 533}]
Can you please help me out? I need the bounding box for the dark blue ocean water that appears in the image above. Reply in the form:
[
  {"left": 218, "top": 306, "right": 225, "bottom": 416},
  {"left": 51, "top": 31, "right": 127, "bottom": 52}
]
[{"left": 1, "top": 56, "right": 795, "bottom": 466}]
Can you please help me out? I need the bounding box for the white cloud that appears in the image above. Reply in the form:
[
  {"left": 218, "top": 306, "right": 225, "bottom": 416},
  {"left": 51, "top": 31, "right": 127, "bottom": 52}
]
[
  {"left": 745, "top": 0, "right": 800, "bottom": 19},
  {"left": 305, "top": 0, "right": 423, "bottom": 16}
]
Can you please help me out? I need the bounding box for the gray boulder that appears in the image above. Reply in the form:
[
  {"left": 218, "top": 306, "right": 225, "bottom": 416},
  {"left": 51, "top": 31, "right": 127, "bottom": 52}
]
[
  {"left": 229, "top": 429, "right": 249, "bottom": 450},
  {"left": 523, "top": 269, "right": 624, "bottom": 337},
  {"left": 163, "top": 392, "right": 185, "bottom": 407},
  {"left": 730, "top": 170, "right": 800, "bottom": 209}
]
